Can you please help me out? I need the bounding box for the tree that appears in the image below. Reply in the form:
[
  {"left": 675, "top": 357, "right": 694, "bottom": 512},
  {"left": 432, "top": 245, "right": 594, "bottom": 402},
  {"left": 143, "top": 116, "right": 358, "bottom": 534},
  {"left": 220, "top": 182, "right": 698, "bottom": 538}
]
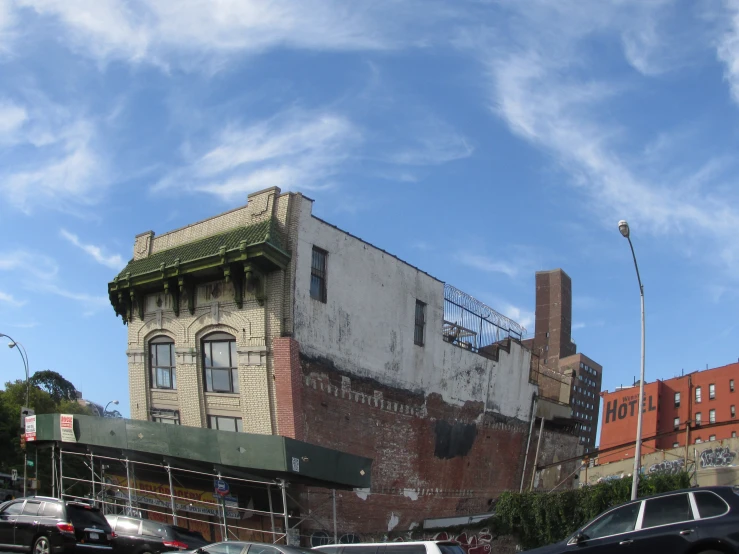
[{"left": 29, "top": 370, "right": 78, "bottom": 403}]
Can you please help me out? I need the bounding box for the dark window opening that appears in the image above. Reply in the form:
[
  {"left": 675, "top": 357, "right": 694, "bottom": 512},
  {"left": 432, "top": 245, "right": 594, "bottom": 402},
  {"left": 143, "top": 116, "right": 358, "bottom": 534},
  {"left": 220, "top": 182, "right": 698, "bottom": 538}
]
[
  {"left": 150, "top": 336, "right": 176, "bottom": 390},
  {"left": 310, "top": 247, "right": 328, "bottom": 302},
  {"left": 414, "top": 300, "right": 426, "bottom": 346}
]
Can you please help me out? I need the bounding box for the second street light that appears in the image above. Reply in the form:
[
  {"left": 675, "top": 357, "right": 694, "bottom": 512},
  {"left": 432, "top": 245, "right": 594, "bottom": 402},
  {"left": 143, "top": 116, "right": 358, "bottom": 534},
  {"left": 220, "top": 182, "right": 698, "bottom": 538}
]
[
  {"left": 1, "top": 332, "right": 31, "bottom": 497},
  {"left": 618, "top": 220, "right": 646, "bottom": 501}
]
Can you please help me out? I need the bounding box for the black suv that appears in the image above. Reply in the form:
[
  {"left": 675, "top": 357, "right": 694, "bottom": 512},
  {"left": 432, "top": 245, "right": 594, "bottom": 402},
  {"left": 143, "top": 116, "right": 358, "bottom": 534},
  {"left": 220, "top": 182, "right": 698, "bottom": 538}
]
[
  {"left": 0, "top": 496, "right": 114, "bottom": 554},
  {"left": 105, "top": 515, "right": 209, "bottom": 554},
  {"left": 526, "top": 485, "right": 739, "bottom": 554}
]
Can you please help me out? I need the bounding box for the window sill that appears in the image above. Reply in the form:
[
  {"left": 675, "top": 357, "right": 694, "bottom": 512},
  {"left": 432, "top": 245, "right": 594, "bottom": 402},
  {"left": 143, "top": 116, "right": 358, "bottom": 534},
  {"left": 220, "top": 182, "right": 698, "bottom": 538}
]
[
  {"left": 151, "top": 387, "right": 177, "bottom": 392},
  {"left": 205, "top": 391, "right": 240, "bottom": 396}
]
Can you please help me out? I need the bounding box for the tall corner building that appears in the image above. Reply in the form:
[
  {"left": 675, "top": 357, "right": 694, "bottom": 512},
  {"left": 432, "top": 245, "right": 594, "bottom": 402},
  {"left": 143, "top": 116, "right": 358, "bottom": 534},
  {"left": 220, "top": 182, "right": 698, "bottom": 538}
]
[{"left": 525, "top": 269, "right": 603, "bottom": 451}]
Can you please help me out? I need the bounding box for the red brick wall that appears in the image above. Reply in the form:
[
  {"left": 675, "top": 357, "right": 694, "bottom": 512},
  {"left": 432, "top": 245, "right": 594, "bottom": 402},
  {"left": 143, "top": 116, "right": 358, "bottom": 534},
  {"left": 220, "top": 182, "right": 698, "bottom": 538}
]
[
  {"left": 295, "top": 354, "right": 578, "bottom": 540},
  {"left": 273, "top": 337, "right": 304, "bottom": 441}
]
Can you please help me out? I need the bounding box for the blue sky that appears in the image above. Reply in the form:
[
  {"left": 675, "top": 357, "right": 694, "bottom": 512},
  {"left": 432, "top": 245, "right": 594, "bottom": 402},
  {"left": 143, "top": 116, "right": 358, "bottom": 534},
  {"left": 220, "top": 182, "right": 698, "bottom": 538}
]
[{"left": 2, "top": 1, "right": 739, "bottom": 440}]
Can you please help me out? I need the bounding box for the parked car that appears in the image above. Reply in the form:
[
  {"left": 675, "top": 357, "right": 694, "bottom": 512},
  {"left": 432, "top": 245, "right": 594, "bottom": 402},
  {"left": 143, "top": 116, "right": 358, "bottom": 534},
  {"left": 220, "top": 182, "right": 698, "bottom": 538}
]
[
  {"left": 314, "top": 541, "right": 466, "bottom": 554},
  {"left": 181, "top": 541, "right": 315, "bottom": 554},
  {"left": 0, "top": 496, "right": 114, "bottom": 554},
  {"left": 524, "top": 485, "right": 739, "bottom": 553},
  {"left": 105, "top": 515, "right": 210, "bottom": 554}
]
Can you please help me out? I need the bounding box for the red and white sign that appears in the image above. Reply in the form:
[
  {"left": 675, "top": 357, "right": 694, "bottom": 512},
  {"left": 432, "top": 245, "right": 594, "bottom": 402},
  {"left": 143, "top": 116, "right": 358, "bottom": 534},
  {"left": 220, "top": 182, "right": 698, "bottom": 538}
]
[
  {"left": 25, "top": 415, "right": 36, "bottom": 442},
  {"left": 60, "top": 414, "right": 76, "bottom": 442}
]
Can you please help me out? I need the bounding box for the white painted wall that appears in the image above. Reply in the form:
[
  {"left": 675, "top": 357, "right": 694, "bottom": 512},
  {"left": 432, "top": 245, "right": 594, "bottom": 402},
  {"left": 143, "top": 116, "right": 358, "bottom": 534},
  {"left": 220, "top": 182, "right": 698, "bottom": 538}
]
[{"left": 292, "top": 198, "right": 537, "bottom": 422}]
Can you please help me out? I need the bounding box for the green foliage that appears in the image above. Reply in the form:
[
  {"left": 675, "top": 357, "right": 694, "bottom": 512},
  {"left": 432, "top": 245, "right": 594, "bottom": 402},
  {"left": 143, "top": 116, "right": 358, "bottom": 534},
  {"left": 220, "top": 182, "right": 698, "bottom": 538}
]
[
  {"left": 0, "top": 373, "right": 94, "bottom": 497},
  {"left": 29, "top": 370, "right": 78, "bottom": 403},
  {"left": 494, "top": 472, "right": 692, "bottom": 550}
]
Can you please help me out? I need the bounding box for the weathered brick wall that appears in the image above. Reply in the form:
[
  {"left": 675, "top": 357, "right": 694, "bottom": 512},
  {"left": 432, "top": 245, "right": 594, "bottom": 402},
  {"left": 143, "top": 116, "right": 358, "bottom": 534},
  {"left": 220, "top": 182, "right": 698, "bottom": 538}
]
[{"left": 274, "top": 337, "right": 304, "bottom": 440}]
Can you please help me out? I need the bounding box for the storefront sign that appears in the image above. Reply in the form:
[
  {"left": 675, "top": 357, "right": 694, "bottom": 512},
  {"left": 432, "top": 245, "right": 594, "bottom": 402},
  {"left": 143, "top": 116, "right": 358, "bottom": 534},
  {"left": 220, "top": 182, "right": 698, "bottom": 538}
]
[
  {"left": 25, "top": 415, "right": 36, "bottom": 442},
  {"left": 104, "top": 474, "right": 241, "bottom": 518}
]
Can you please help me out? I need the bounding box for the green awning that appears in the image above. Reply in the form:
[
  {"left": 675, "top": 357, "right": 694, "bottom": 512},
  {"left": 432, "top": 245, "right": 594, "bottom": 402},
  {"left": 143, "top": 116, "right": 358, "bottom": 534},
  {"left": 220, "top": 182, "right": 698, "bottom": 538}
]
[{"left": 33, "top": 414, "right": 371, "bottom": 489}]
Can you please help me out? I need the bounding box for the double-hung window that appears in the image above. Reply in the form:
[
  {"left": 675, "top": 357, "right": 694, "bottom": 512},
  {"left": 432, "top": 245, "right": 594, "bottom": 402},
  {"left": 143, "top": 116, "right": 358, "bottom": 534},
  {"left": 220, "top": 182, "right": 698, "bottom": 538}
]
[
  {"left": 208, "top": 415, "right": 243, "bottom": 433},
  {"left": 674, "top": 392, "right": 680, "bottom": 407},
  {"left": 709, "top": 409, "right": 716, "bottom": 423},
  {"left": 203, "top": 333, "right": 239, "bottom": 394},
  {"left": 696, "top": 386, "right": 702, "bottom": 403},
  {"left": 150, "top": 336, "right": 176, "bottom": 389},
  {"left": 709, "top": 384, "right": 716, "bottom": 399}
]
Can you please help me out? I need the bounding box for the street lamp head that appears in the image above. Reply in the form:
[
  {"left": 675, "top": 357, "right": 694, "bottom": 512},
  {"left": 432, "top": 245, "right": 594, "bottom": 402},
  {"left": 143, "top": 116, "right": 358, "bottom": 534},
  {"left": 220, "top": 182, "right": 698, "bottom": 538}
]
[
  {"left": 112, "top": 400, "right": 119, "bottom": 405},
  {"left": 618, "top": 220, "right": 630, "bottom": 238},
  {"left": 8, "top": 341, "right": 16, "bottom": 349}
]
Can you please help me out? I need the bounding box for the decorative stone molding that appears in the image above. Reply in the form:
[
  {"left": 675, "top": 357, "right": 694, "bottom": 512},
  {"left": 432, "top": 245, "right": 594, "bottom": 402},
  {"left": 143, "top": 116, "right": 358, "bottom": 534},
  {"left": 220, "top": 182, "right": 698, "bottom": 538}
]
[
  {"left": 127, "top": 348, "right": 146, "bottom": 364},
  {"left": 175, "top": 347, "right": 198, "bottom": 365},
  {"left": 237, "top": 346, "right": 267, "bottom": 366}
]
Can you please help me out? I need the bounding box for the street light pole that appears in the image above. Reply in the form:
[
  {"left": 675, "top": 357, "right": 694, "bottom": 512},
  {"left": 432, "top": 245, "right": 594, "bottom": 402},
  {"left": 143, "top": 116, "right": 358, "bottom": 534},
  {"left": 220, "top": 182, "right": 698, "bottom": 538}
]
[
  {"left": 103, "top": 400, "right": 119, "bottom": 417},
  {"left": 618, "top": 221, "right": 646, "bottom": 501},
  {"left": 1, "top": 333, "right": 31, "bottom": 497}
]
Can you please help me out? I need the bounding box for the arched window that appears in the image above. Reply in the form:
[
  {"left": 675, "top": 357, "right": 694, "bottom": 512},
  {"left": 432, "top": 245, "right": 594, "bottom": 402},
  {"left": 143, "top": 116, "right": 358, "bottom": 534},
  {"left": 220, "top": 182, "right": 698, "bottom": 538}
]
[
  {"left": 202, "top": 332, "right": 239, "bottom": 394},
  {"left": 150, "top": 336, "right": 176, "bottom": 389}
]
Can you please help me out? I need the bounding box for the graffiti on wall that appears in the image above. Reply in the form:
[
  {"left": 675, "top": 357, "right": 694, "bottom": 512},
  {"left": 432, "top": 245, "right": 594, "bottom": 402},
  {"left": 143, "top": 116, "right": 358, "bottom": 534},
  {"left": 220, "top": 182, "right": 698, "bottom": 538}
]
[
  {"left": 648, "top": 459, "right": 684, "bottom": 475},
  {"left": 699, "top": 447, "right": 737, "bottom": 469},
  {"left": 433, "top": 529, "right": 493, "bottom": 554}
]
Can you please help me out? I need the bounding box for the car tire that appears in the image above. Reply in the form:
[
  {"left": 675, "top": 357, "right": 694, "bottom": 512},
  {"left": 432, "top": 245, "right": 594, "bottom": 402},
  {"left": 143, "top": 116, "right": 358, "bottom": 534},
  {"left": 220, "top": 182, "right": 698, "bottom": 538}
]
[{"left": 33, "top": 535, "right": 51, "bottom": 554}]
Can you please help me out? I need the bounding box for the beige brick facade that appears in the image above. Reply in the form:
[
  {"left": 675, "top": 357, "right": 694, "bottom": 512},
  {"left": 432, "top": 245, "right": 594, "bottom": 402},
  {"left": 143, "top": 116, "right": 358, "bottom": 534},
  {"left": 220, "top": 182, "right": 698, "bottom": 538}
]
[{"left": 123, "top": 187, "right": 304, "bottom": 435}]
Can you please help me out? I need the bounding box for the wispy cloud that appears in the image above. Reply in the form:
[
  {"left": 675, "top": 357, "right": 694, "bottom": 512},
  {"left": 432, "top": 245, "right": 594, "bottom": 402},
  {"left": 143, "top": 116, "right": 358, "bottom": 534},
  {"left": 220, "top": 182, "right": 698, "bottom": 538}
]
[
  {"left": 60, "top": 229, "right": 124, "bottom": 269},
  {"left": 457, "top": 252, "right": 519, "bottom": 278},
  {"left": 35, "top": 283, "right": 108, "bottom": 312},
  {"left": 717, "top": 1, "right": 739, "bottom": 105},
  {"left": 388, "top": 117, "right": 474, "bottom": 166},
  {"left": 465, "top": 1, "right": 739, "bottom": 274},
  {"left": 0, "top": 291, "right": 25, "bottom": 306},
  {"left": 497, "top": 302, "right": 534, "bottom": 331},
  {"left": 0, "top": 96, "right": 107, "bottom": 213},
  {"left": 156, "top": 109, "right": 360, "bottom": 201},
  {"left": 14, "top": 0, "right": 453, "bottom": 68}
]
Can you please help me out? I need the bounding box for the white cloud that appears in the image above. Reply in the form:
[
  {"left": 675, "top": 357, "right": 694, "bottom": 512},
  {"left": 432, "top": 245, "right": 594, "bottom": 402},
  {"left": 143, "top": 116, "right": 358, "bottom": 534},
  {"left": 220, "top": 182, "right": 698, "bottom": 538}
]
[
  {"left": 0, "top": 100, "right": 27, "bottom": 142},
  {"left": 35, "top": 283, "right": 108, "bottom": 312},
  {"left": 717, "top": 0, "right": 739, "bottom": 105},
  {"left": 15, "top": 0, "right": 444, "bottom": 67},
  {"left": 0, "top": 291, "right": 25, "bottom": 306},
  {"left": 468, "top": 1, "right": 739, "bottom": 273},
  {"left": 156, "top": 109, "right": 360, "bottom": 201},
  {"left": 457, "top": 252, "right": 519, "bottom": 278},
  {"left": 0, "top": 94, "right": 107, "bottom": 213},
  {"left": 0, "top": 251, "right": 59, "bottom": 280},
  {"left": 60, "top": 229, "right": 124, "bottom": 269},
  {"left": 497, "top": 302, "right": 534, "bottom": 332},
  {"left": 389, "top": 118, "right": 474, "bottom": 166}
]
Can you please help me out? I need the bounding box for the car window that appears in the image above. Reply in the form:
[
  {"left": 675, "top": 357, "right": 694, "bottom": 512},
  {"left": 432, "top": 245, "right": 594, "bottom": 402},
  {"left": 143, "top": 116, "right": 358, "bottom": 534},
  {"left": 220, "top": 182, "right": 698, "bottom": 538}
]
[
  {"left": 338, "top": 548, "right": 378, "bottom": 554},
  {"left": 582, "top": 502, "right": 641, "bottom": 540},
  {"left": 247, "top": 545, "right": 281, "bottom": 554},
  {"left": 141, "top": 520, "right": 168, "bottom": 538},
  {"left": 22, "top": 501, "right": 42, "bottom": 516},
  {"left": 205, "top": 542, "right": 248, "bottom": 554},
  {"left": 66, "top": 505, "right": 110, "bottom": 529},
  {"left": 41, "top": 503, "right": 63, "bottom": 518},
  {"left": 115, "top": 518, "right": 141, "bottom": 534},
  {"left": 693, "top": 491, "right": 729, "bottom": 518},
  {"left": 438, "top": 545, "right": 465, "bottom": 554},
  {"left": 2, "top": 501, "right": 24, "bottom": 516},
  {"left": 641, "top": 494, "right": 693, "bottom": 528},
  {"left": 384, "top": 546, "right": 426, "bottom": 554},
  {"left": 173, "top": 527, "right": 208, "bottom": 547},
  {"left": 316, "top": 548, "right": 342, "bottom": 554}
]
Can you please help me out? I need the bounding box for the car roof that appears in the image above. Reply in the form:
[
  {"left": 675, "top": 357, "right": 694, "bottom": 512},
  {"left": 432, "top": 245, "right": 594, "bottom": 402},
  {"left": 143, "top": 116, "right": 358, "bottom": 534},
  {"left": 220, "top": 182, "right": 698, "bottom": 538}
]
[{"left": 315, "top": 541, "right": 460, "bottom": 548}]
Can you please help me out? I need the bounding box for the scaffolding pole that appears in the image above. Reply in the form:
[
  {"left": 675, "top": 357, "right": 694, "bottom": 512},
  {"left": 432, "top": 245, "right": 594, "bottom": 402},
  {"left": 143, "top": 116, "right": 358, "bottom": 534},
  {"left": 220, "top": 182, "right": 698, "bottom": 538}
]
[
  {"left": 59, "top": 448, "right": 64, "bottom": 499},
  {"left": 125, "top": 457, "right": 133, "bottom": 514},
  {"left": 332, "top": 489, "right": 338, "bottom": 544},
  {"left": 166, "top": 465, "right": 178, "bottom": 526},
  {"left": 267, "top": 484, "right": 276, "bottom": 543},
  {"left": 90, "top": 451, "right": 95, "bottom": 506},
  {"left": 280, "top": 479, "right": 289, "bottom": 545},
  {"left": 51, "top": 444, "right": 56, "bottom": 498}
]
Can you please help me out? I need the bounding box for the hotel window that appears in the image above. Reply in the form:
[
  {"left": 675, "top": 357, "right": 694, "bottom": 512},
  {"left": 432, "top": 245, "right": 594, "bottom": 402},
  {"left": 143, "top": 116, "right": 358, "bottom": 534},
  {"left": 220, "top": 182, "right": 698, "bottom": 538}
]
[
  {"left": 414, "top": 300, "right": 426, "bottom": 346},
  {"left": 732, "top": 405, "right": 736, "bottom": 418},
  {"left": 203, "top": 332, "right": 239, "bottom": 394},
  {"left": 695, "top": 412, "right": 702, "bottom": 426},
  {"left": 674, "top": 392, "right": 680, "bottom": 407},
  {"left": 695, "top": 386, "right": 702, "bottom": 403},
  {"left": 673, "top": 417, "right": 680, "bottom": 430},
  {"left": 710, "top": 409, "right": 716, "bottom": 424},
  {"left": 310, "top": 247, "right": 328, "bottom": 302},
  {"left": 709, "top": 384, "right": 716, "bottom": 399},
  {"left": 150, "top": 336, "right": 176, "bottom": 390},
  {"left": 733, "top": 431, "right": 737, "bottom": 438},
  {"left": 672, "top": 442, "right": 679, "bottom": 448},
  {"left": 731, "top": 379, "right": 735, "bottom": 392},
  {"left": 695, "top": 438, "right": 702, "bottom": 444},
  {"left": 709, "top": 435, "right": 716, "bottom": 441},
  {"left": 208, "top": 415, "right": 243, "bottom": 433}
]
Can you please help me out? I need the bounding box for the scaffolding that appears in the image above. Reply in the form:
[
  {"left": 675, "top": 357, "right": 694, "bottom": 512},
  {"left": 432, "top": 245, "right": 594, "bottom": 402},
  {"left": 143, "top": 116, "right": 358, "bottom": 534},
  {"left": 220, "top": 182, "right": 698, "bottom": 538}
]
[{"left": 51, "top": 444, "right": 336, "bottom": 544}]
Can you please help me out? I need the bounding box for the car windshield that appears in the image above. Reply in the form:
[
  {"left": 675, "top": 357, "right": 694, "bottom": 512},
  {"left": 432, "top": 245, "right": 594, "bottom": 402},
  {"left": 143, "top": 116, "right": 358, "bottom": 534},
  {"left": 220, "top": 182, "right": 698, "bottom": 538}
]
[
  {"left": 173, "top": 527, "right": 209, "bottom": 546},
  {"left": 438, "top": 544, "right": 466, "bottom": 554},
  {"left": 67, "top": 505, "right": 110, "bottom": 529}
]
